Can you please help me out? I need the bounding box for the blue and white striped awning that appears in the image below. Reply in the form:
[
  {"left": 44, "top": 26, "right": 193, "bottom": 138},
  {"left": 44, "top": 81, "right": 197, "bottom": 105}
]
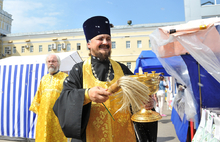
[{"left": 0, "top": 51, "right": 82, "bottom": 139}]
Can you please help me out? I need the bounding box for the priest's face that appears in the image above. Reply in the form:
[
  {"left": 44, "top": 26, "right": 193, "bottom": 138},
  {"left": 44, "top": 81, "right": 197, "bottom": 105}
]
[
  {"left": 88, "top": 34, "right": 112, "bottom": 61},
  {"left": 46, "top": 55, "right": 59, "bottom": 74}
]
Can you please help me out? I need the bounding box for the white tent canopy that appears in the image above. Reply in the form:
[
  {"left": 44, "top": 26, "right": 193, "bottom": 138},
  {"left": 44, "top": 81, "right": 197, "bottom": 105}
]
[
  {"left": 0, "top": 51, "right": 82, "bottom": 71},
  {"left": 0, "top": 51, "right": 82, "bottom": 140}
]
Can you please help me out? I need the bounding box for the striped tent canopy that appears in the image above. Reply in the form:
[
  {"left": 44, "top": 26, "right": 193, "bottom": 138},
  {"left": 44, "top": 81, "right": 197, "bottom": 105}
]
[{"left": 0, "top": 51, "right": 82, "bottom": 140}]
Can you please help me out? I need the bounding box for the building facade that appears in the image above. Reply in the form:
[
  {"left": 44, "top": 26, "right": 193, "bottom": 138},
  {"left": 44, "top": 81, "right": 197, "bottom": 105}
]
[
  {"left": 184, "top": 0, "right": 220, "bottom": 22},
  {"left": 0, "top": 0, "right": 13, "bottom": 60},
  {"left": 0, "top": 0, "right": 12, "bottom": 35},
  {"left": 3, "top": 0, "right": 220, "bottom": 72},
  {"left": 0, "top": 22, "right": 183, "bottom": 72}
]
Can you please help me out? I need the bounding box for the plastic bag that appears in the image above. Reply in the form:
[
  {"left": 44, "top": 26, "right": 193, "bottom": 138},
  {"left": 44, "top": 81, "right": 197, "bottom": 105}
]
[
  {"left": 155, "top": 106, "right": 160, "bottom": 113},
  {"left": 173, "top": 88, "right": 185, "bottom": 121}
]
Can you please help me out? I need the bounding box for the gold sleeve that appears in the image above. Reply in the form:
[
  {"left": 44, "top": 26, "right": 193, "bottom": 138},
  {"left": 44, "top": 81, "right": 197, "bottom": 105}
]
[
  {"left": 29, "top": 83, "right": 42, "bottom": 114},
  {"left": 83, "top": 88, "right": 92, "bottom": 105}
]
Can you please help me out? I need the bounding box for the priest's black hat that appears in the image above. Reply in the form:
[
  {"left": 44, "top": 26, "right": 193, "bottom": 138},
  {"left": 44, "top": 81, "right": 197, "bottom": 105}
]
[{"left": 83, "top": 16, "right": 111, "bottom": 42}]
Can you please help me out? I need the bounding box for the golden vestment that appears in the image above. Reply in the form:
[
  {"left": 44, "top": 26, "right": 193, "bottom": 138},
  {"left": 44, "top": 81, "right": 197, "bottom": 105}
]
[
  {"left": 29, "top": 71, "right": 68, "bottom": 142},
  {"left": 83, "top": 57, "right": 136, "bottom": 142}
]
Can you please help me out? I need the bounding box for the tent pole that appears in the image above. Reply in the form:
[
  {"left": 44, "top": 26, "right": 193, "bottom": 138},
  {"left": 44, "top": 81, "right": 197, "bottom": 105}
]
[{"left": 198, "top": 63, "right": 202, "bottom": 109}]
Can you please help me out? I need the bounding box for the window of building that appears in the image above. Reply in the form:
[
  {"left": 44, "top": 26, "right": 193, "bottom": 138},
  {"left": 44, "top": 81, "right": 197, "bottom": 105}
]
[
  {"left": 112, "top": 41, "right": 116, "bottom": 49},
  {"left": 127, "top": 62, "right": 131, "bottom": 70},
  {"left": 201, "top": 0, "right": 220, "bottom": 5},
  {"left": 4, "top": 47, "right": 13, "bottom": 55},
  {"left": 57, "top": 44, "right": 61, "bottom": 51},
  {"left": 149, "top": 40, "right": 152, "bottom": 49},
  {"left": 61, "top": 43, "right": 65, "bottom": 50},
  {"left": 77, "top": 43, "right": 81, "bottom": 50},
  {"left": 67, "top": 43, "right": 71, "bottom": 51},
  {"left": 13, "top": 47, "right": 16, "bottom": 54},
  {"left": 30, "top": 46, "right": 34, "bottom": 53},
  {"left": 4, "top": 47, "right": 7, "bottom": 54},
  {"left": 21, "top": 46, "right": 25, "bottom": 53},
  {"left": 201, "top": 0, "right": 214, "bottom": 5},
  {"left": 137, "top": 40, "right": 142, "bottom": 48},
  {"left": 48, "top": 45, "right": 52, "bottom": 52},
  {"left": 202, "top": 15, "right": 220, "bottom": 19},
  {"left": 39, "top": 45, "right": 43, "bottom": 52},
  {"left": 126, "top": 41, "right": 130, "bottom": 49},
  {"left": 6, "top": 25, "right": 9, "bottom": 31}
]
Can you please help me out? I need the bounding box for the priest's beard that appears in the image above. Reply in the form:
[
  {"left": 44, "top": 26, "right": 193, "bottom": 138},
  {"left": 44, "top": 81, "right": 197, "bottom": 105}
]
[
  {"left": 90, "top": 45, "right": 111, "bottom": 61},
  {"left": 48, "top": 65, "right": 58, "bottom": 74}
]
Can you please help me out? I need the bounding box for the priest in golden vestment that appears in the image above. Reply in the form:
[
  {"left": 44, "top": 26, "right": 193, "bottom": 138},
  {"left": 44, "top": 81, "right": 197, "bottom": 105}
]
[
  {"left": 53, "top": 16, "right": 157, "bottom": 142},
  {"left": 29, "top": 54, "right": 68, "bottom": 142}
]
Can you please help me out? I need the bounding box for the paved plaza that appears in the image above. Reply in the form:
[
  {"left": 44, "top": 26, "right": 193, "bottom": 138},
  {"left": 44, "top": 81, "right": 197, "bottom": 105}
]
[{"left": 0, "top": 103, "right": 179, "bottom": 142}]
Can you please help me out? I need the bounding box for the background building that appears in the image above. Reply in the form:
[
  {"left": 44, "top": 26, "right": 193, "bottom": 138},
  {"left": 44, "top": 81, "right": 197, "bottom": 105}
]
[
  {"left": 0, "top": 22, "right": 182, "bottom": 72},
  {"left": 0, "top": 0, "right": 12, "bottom": 60},
  {"left": 0, "top": 0, "right": 12, "bottom": 35},
  {"left": 1, "top": 0, "right": 220, "bottom": 73},
  {"left": 185, "top": 0, "right": 220, "bottom": 22}
]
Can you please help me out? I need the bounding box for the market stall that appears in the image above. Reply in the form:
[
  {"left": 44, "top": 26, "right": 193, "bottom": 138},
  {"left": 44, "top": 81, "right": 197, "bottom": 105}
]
[
  {"left": 0, "top": 51, "right": 82, "bottom": 140},
  {"left": 149, "top": 18, "right": 220, "bottom": 142},
  {"left": 134, "top": 50, "right": 170, "bottom": 76},
  {"left": 134, "top": 50, "right": 176, "bottom": 110}
]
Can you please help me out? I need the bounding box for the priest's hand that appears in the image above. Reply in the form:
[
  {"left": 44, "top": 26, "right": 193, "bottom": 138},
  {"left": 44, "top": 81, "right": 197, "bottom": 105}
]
[
  {"left": 143, "top": 95, "right": 155, "bottom": 110},
  {"left": 88, "top": 86, "right": 111, "bottom": 103}
]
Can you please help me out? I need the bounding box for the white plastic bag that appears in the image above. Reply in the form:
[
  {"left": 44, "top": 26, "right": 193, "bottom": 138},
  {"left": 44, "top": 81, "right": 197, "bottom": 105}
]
[{"left": 155, "top": 106, "right": 160, "bottom": 113}]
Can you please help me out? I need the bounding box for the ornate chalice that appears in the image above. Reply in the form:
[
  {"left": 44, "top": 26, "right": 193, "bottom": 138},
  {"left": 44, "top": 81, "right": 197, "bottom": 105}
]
[
  {"left": 107, "top": 71, "right": 162, "bottom": 122},
  {"left": 106, "top": 71, "right": 162, "bottom": 141},
  {"left": 130, "top": 71, "right": 162, "bottom": 122}
]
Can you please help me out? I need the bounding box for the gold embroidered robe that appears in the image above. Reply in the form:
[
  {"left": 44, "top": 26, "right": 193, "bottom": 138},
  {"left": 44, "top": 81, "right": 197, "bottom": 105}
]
[
  {"left": 29, "top": 71, "right": 68, "bottom": 142},
  {"left": 83, "top": 57, "right": 136, "bottom": 142}
]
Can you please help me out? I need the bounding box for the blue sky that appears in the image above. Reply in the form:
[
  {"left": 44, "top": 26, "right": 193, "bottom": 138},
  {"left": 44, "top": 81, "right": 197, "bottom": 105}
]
[{"left": 4, "top": 0, "right": 185, "bottom": 34}]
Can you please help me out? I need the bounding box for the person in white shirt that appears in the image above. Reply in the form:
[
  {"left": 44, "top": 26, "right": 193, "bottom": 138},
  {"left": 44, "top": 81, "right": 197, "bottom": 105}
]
[{"left": 156, "top": 76, "right": 168, "bottom": 116}]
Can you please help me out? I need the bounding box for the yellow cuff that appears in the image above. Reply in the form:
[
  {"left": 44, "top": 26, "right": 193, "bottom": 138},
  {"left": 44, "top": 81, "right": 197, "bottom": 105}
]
[{"left": 83, "top": 88, "right": 92, "bottom": 105}]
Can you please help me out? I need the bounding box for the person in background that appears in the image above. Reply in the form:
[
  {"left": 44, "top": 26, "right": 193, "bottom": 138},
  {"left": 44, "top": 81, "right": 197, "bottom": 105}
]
[
  {"left": 53, "top": 16, "right": 157, "bottom": 142},
  {"left": 29, "top": 54, "right": 68, "bottom": 142},
  {"left": 154, "top": 93, "right": 160, "bottom": 113},
  {"left": 157, "top": 76, "right": 168, "bottom": 117}
]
